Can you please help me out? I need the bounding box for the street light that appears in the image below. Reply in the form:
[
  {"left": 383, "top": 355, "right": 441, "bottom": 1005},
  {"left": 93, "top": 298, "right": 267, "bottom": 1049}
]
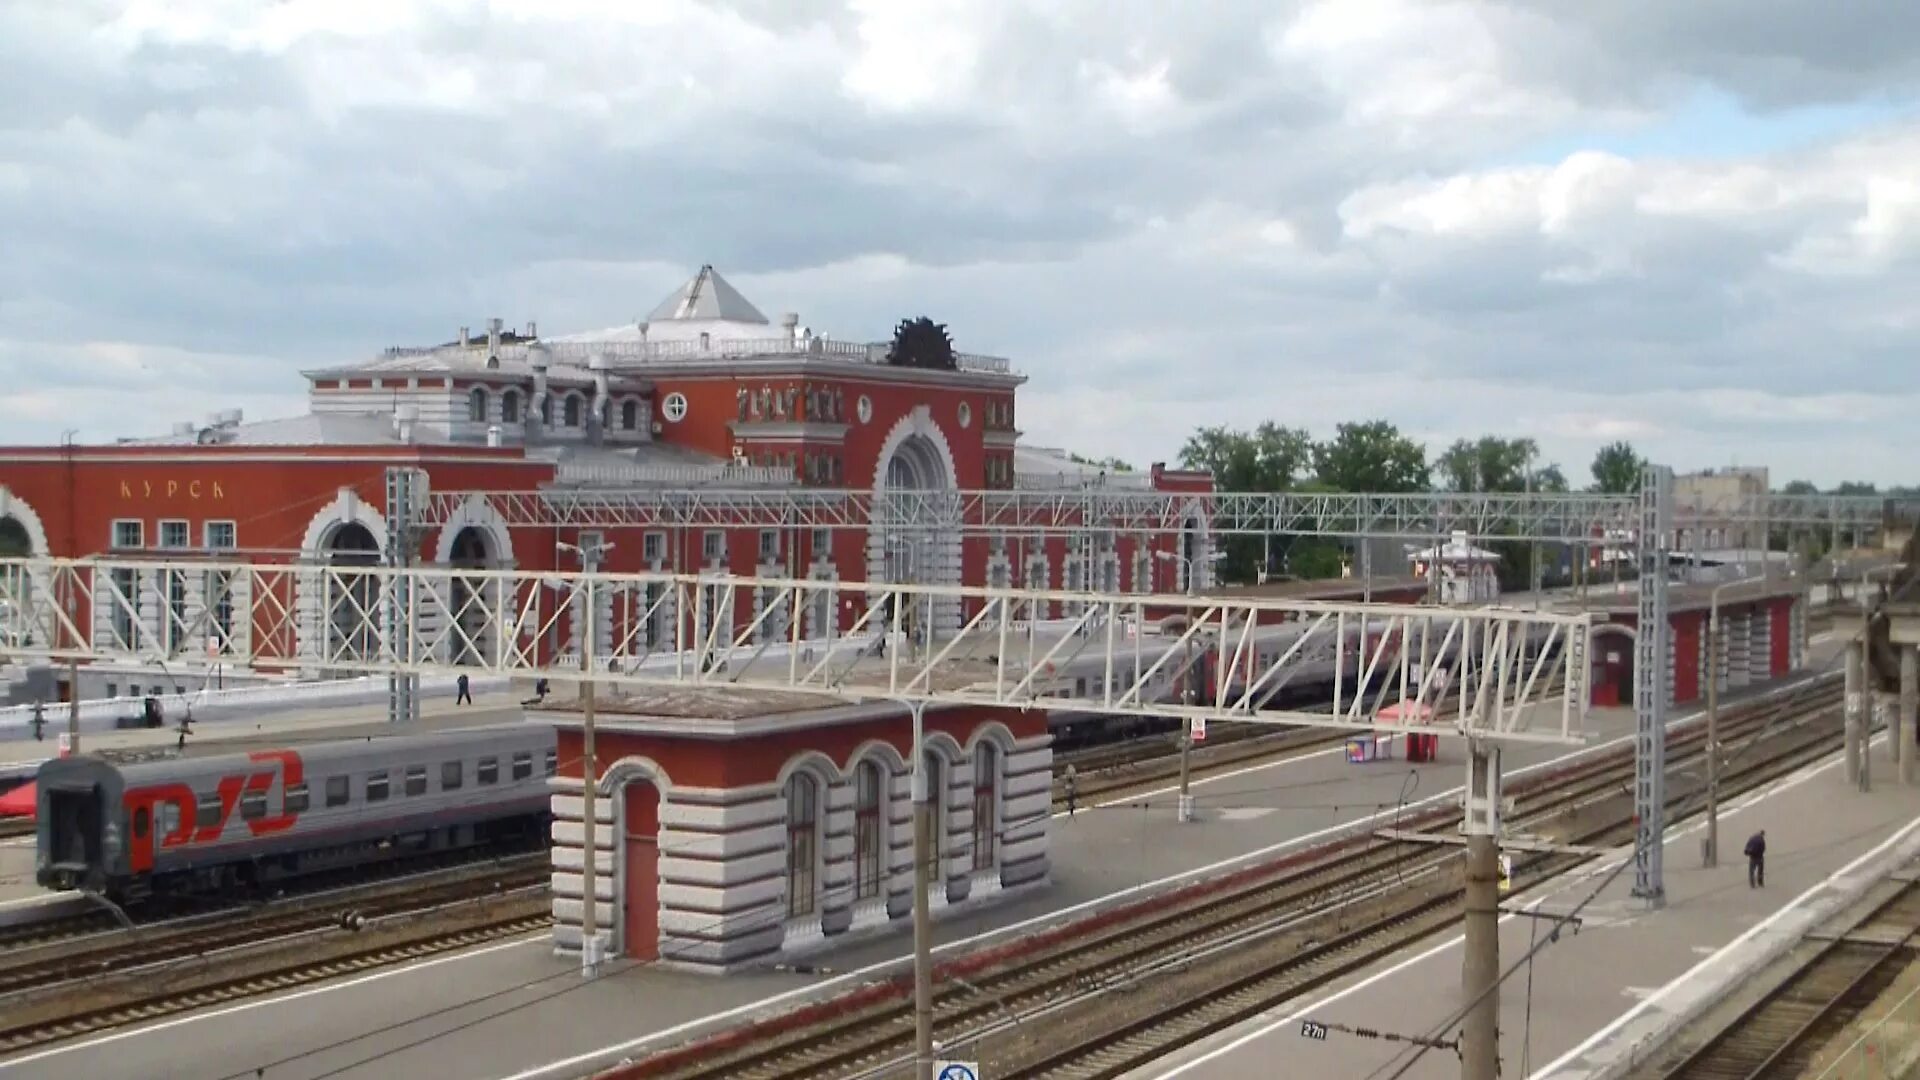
[
  {"left": 1703, "top": 573, "right": 1763, "bottom": 867},
  {"left": 1156, "top": 550, "right": 1222, "bottom": 823},
  {"left": 557, "top": 538, "right": 613, "bottom": 976}
]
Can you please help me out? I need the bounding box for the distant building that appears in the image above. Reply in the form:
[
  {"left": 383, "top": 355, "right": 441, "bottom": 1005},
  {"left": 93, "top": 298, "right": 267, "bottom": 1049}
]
[
  {"left": 1674, "top": 466, "right": 1770, "bottom": 552},
  {"left": 1406, "top": 531, "right": 1502, "bottom": 604}
]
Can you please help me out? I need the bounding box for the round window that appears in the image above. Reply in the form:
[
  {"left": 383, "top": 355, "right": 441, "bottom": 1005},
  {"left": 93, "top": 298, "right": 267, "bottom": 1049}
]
[
  {"left": 957, "top": 402, "right": 972, "bottom": 429},
  {"left": 857, "top": 395, "right": 873, "bottom": 424},
  {"left": 663, "top": 392, "right": 689, "bottom": 423}
]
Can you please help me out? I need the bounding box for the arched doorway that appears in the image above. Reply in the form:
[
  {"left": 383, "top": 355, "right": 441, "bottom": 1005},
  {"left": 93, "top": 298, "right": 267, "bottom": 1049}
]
[
  {"left": 325, "top": 522, "right": 380, "bottom": 663},
  {"left": 0, "top": 516, "right": 32, "bottom": 646},
  {"left": 877, "top": 428, "right": 958, "bottom": 633},
  {"left": 622, "top": 780, "right": 662, "bottom": 961},
  {"left": 447, "top": 526, "right": 494, "bottom": 666}
]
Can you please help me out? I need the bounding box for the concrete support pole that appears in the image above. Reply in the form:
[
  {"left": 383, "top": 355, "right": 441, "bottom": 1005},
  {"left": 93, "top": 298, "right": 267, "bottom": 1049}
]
[
  {"left": 1703, "top": 610, "right": 1721, "bottom": 867},
  {"left": 910, "top": 701, "right": 934, "bottom": 1080},
  {"left": 1178, "top": 635, "right": 1196, "bottom": 823},
  {"left": 1845, "top": 640, "right": 1863, "bottom": 786},
  {"left": 1462, "top": 740, "right": 1501, "bottom": 1080},
  {"left": 1902, "top": 648, "right": 1918, "bottom": 788}
]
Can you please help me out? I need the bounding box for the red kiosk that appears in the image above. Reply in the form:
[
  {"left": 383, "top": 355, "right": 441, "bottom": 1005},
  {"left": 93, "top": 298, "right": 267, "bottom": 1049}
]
[{"left": 1378, "top": 700, "right": 1440, "bottom": 763}]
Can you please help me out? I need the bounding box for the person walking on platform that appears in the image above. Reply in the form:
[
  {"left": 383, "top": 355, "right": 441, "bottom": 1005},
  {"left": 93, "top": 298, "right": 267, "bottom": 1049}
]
[
  {"left": 1063, "top": 764, "right": 1078, "bottom": 818},
  {"left": 456, "top": 673, "right": 472, "bottom": 706},
  {"left": 1745, "top": 829, "right": 1766, "bottom": 888}
]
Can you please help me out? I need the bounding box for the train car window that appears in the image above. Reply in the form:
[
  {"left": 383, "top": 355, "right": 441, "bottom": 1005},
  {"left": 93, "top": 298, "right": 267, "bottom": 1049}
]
[
  {"left": 285, "top": 784, "right": 310, "bottom": 813},
  {"left": 404, "top": 767, "right": 427, "bottom": 797},
  {"left": 512, "top": 752, "right": 533, "bottom": 781},
  {"left": 196, "top": 794, "right": 223, "bottom": 828},
  {"left": 478, "top": 757, "right": 499, "bottom": 785},
  {"left": 442, "top": 761, "right": 463, "bottom": 790},
  {"left": 325, "top": 776, "right": 349, "bottom": 807},
  {"left": 545, "top": 750, "right": 558, "bottom": 776},
  {"left": 161, "top": 802, "right": 181, "bottom": 836},
  {"left": 366, "top": 772, "right": 390, "bottom": 802},
  {"left": 239, "top": 790, "right": 267, "bottom": 821},
  {"left": 133, "top": 807, "right": 150, "bottom": 839}
]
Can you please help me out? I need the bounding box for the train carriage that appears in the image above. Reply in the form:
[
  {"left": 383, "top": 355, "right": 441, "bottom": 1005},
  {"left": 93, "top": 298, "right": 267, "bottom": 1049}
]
[{"left": 37, "top": 726, "right": 556, "bottom": 903}]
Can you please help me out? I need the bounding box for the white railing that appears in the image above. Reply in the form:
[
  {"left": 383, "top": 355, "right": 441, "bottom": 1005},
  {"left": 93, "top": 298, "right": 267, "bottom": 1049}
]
[
  {"left": 380, "top": 337, "right": 1016, "bottom": 376},
  {"left": 1808, "top": 975, "right": 1920, "bottom": 1079},
  {"left": 0, "top": 557, "right": 1591, "bottom": 746}
]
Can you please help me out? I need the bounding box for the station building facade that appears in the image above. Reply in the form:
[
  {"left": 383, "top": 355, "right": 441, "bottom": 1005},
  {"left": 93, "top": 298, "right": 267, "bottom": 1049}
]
[{"left": 0, "top": 265, "right": 1214, "bottom": 701}]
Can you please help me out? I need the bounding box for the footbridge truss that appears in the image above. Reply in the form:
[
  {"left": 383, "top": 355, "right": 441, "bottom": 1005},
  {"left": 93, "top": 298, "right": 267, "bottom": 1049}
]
[
  {"left": 0, "top": 557, "right": 1589, "bottom": 745},
  {"left": 417, "top": 487, "right": 1898, "bottom": 542}
]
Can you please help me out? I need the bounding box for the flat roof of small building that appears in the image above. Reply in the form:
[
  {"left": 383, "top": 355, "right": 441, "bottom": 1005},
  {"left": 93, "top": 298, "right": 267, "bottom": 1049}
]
[{"left": 1569, "top": 576, "right": 1806, "bottom": 616}]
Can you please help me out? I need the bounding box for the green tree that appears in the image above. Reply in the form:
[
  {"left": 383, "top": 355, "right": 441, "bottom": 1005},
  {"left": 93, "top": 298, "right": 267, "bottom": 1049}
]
[
  {"left": 1832, "top": 481, "right": 1879, "bottom": 495},
  {"left": 1435, "top": 436, "right": 1537, "bottom": 492},
  {"left": 1180, "top": 423, "right": 1312, "bottom": 492},
  {"left": 1589, "top": 441, "right": 1645, "bottom": 493},
  {"left": 1780, "top": 479, "right": 1819, "bottom": 495},
  {"left": 1311, "top": 420, "right": 1430, "bottom": 492},
  {"left": 1179, "top": 423, "right": 1314, "bottom": 583},
  {"left": 1531, "top": 463, "right": 1569, "bottom": 493}
]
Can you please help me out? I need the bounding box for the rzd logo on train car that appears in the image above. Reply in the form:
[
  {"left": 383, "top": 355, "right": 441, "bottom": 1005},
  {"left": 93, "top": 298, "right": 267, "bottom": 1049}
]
[{"left": 121, "top": 750, "right": 306, "bottom": 872}]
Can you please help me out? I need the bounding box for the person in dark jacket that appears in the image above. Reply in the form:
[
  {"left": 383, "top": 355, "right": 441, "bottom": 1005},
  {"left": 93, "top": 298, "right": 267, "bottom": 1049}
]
[
  {"left": 1063, "top": 764, "right": 1078, "bottom": 818},
  {"left": 456, "top": 673, "right": 472, "bottom": 705},
  {"left": 1745, "top": 830, "right": 1766, "bottom": 888}
]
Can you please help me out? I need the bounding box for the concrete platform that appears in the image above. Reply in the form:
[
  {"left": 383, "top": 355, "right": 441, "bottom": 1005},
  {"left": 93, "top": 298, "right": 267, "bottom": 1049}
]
[
  {"left": 0, "top": 657, "right": 1843, "bottom": 1080},
  {"left": 1137, "top": 734, "right": 1920, "bottom": 1080}
]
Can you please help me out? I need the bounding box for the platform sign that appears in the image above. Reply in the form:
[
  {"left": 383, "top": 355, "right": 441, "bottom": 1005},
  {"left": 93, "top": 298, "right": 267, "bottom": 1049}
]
[
  {"left": 1299, "top": 1019, "right": 1330, "bottom": 1041},
  {"left": 57, "top": 732, "right": 72, "bottom": 758},
  {"left": 935, "top": 1063, "right": 981, "bottom": 1080},
  {"left": 1190, "top": 716, "right": 1207, "bottom": 742}
]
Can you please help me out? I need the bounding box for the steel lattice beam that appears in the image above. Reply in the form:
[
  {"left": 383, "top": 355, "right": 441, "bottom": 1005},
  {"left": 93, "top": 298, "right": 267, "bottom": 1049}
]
[
  {"left": 0, "top": 556, "right": 1590, "bottom": 745},
  {"left": 417, "top": 487, "right": 1895, "bottom": 541}
]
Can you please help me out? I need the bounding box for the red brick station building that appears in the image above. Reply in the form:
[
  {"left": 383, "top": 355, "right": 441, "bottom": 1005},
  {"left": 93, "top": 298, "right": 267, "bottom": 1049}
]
[{"left": 0, "top": 267, "right": 1218, "bottom": 969}]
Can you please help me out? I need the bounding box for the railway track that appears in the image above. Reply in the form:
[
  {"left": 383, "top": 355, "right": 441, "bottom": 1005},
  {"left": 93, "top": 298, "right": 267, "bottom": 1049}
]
[
  {"left": 614, "top": 677, "right": 1842, "bottom": 1080},
  {"left": 1637, "top": 881, "right": 1920, "bottom": 1080},
  {"left": 0, "top": 854, "right": 549, "bottom": 1054}
]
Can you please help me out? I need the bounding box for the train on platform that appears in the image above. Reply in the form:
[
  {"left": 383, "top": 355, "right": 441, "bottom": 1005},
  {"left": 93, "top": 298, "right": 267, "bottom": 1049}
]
[{"left": 35, "top": 726, "right": 556, "bottom": 903}]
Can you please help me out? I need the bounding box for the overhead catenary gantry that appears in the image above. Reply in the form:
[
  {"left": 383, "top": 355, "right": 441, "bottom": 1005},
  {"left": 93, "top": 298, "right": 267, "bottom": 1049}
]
[
  {"left": 416, "top": 486, "right": 1899, "bottom": 541},
  {"left": 0, "top": 556, "right": 1590, "bottom": 745}
]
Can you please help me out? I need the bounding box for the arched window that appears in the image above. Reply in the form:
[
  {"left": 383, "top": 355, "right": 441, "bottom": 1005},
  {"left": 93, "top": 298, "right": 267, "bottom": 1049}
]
[
  {"left": 468, "top": 387, "right": 489, "bottom": 423},
  {"left": 621, "top": 399, "right": 639, "bottom": 431},
  {"left": 564, "top": 393, "right": 583, "bottom": 428},
  {"left": 854, "top": 760, "right": 885, "bottom": 900},
  {"left": 971, "top": 743, "right": 998, "bottom": 873},
  {"left": 785, "top": 771, "right": 820, "bottom": 918},
  {"left": 501, "top": 389, "right": 521, "bottom": 424},
  {"left": 921, "top": 751, "right": 944, "bottom": 888}
]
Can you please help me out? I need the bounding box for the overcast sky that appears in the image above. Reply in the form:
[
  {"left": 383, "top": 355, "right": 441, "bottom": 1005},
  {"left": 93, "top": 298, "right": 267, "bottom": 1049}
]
[{"left": 3, "top": 1, "right": 1917, "bottom": 487}]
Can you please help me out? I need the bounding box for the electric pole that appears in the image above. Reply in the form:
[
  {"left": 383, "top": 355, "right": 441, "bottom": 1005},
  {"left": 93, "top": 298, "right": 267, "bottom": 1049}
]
[
  {"left": 1461, "top": 737, "right": 1502, "bottom": 1080},
  {"left": 909, "top": 698, "right": 934, "bottom": 1080},
  {"left": 1178, "top": 632, "right": 1195, "bottom": 823}
]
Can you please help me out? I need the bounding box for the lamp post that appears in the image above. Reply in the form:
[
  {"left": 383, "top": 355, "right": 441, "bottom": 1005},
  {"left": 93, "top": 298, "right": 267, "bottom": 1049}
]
[
  {"left": 558, "top": 538, "right": 614, "bottom": 976},
  {"left": 1157, "top": 549, "right": 1222, "bottom": 823},
  {"left": 1704, "top": 574, "right": 1763, "bottom": 867}
]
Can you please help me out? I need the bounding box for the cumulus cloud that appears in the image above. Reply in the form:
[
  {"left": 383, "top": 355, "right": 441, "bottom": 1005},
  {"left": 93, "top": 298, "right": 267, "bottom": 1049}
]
[{"left": 0, "top": 0, "right": 1917, "bottom": 485}]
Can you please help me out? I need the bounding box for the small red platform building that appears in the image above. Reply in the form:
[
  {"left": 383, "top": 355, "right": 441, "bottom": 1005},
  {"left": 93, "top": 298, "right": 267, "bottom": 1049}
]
[
  {"left": 1583, "top": 580, "right": 1806, "bottom": 708},
  {"left": 537, "top": 691, "right": 1051, "bottom": 971}
]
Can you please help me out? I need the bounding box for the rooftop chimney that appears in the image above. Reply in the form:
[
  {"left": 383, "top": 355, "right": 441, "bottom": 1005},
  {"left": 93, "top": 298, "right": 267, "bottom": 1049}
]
[
  {"left": 459, "top": 326, "right": 470, "bottom": 347},
  {"left": 526, "top": 320, "right": 537, "bottom": 339},
  {"left": 781, "top": 312, "right": 800, "bottom": 341}
]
